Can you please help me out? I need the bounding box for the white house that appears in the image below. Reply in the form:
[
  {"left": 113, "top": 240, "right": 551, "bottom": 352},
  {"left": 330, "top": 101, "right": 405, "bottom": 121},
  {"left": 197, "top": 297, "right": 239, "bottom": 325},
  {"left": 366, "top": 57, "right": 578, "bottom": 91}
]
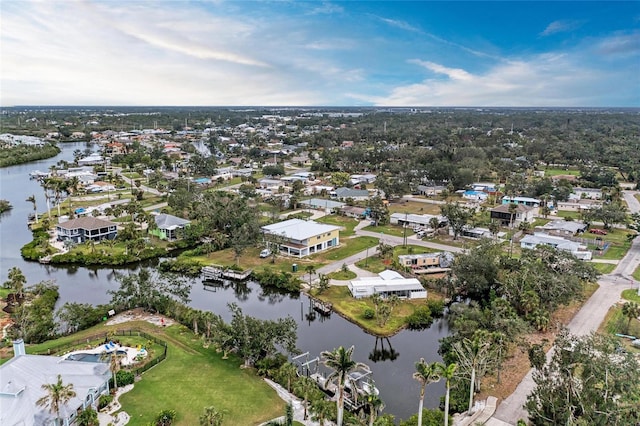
[
  {"left": 389, "top": 213, "right": 447, "bottom": 230},
  {"left": 520, "top": 232, "right": 592, "bottom": 260},
  {"left": 1, "top": 340, "right": 111, "bottom": 426},
  {"left": 348, "top": 270, "right": 427, "bottom": 299},
  {"left": 261, "top": 218, "right": 340, "bottom": 258}
]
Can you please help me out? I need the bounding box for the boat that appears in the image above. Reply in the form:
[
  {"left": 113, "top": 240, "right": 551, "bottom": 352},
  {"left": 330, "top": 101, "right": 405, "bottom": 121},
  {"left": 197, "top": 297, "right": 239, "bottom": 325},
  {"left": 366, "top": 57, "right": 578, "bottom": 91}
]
[{"left": 29, "top": 170, "right": 49, "bottom": 179}]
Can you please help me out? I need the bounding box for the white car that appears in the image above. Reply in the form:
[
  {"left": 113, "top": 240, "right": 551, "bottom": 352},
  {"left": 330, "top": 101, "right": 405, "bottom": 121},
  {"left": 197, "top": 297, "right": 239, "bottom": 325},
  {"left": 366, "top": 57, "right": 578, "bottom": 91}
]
[{"left": 259, "top": 249, "right": 271, "bottom": 258}]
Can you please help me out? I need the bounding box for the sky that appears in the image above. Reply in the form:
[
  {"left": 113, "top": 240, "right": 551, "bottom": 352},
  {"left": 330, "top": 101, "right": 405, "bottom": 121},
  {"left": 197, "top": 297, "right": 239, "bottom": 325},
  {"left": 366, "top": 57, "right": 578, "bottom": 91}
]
[{"left": 1, "top": 1, "right": 639, "bottom": 107}]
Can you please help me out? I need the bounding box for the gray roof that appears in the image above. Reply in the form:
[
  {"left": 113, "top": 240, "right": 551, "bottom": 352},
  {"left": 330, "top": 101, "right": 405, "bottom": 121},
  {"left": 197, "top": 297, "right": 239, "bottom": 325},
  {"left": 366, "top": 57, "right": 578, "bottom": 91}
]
[
  {"left": 539, "top": 220, "right": 587, "bottom": 233},
  {"left": 335, "top": 187, "right": 369, "bottom": 198},
  {"left": 261, "top": 219, "right": 340, "bottom": 241},
  {"left": 56, "top": 216, "right": 116, "bottom": 231},
  {"left": 154, "top": 213, "right": 191, "bottom": 230},
  {"left": 1, "top": 354, "right": 111, "bottom": 426}
]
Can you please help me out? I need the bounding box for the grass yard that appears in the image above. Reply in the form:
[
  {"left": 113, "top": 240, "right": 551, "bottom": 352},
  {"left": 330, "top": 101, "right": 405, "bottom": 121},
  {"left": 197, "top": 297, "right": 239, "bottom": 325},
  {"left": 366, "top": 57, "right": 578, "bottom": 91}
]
[
  {"left": 592, "top": 263, "right": 616, "bottom": 274},
  {"left": 316, "top": 215, "right": 360, "bottom": 237},
  {"left": 355, "top": 245, "right": 440, "bottom": 274},
  {"left": 600, "top": 305, "right": 640, "bottom": 354},
  {"left": 327, "top": 270, "right": 357, "bottom": 280},
  {"left": 313, "top": 286, "right": 426, "bottom": 336},
  {"left": 634, "top": 265, "right": 640, "bottom": 282},
  {"left": 310, "top": 236, "right": 379, "bottom": 262},
  {"left": 362, "top": 224, "right": 406, "bottom": 237},
  {"left": 387, "top": 200, "right": 441, "bottom": 215},
  {"left": 622, "top": 289, "right": 640, "bottom": 303},
  {"left": 554, "top": 210, "right": 582, "bottom": 220},
  {"left": 15, "top": 320, "right": 284, "bottom": 425},
  {"left": 542, "top": 167, "right": 581, "bottom": 177}
]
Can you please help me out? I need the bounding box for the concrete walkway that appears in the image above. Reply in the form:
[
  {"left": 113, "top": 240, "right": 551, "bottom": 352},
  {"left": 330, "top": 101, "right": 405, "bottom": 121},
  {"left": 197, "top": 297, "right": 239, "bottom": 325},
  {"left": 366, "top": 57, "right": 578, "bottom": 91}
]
[{"left": 97, "top": 384, "right": 133, "bottom": 426}]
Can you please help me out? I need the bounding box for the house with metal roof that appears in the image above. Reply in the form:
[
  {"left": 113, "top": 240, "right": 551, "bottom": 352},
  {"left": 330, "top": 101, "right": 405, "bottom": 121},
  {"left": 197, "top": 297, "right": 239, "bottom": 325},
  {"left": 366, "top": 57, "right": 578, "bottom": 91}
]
[
  {"left": 520, "top": 232, "right": 592, "bottom": 260},
  {"left": 537, "top": 220, "right": 587, "bottom": 236},
  {"left": 1, "top": 340, "right": 111, "bottom": 426},
  {"left": 150, "top": 213, "right": 191, "bottom": 241},
  {"left": 348, "top": 270, "right": 427, "bottom": 299},
  {"left": 55, "top": 217, "right": 117, "bottom": 243},
  {"left": 332, "top": 187, "right": 371, "bottom": 201},
  {"left": 261, "top": 218, "right": 340, "bottom": 257},
  {"left": 501, "top": 196, "right": 541, "bottom": 207}
]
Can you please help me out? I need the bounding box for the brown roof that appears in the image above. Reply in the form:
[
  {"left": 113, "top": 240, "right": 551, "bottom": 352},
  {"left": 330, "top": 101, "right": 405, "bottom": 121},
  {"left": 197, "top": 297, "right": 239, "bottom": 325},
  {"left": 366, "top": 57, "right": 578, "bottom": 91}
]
[{"left": 57, "top": 217, "right": 116, "bottom": 231}]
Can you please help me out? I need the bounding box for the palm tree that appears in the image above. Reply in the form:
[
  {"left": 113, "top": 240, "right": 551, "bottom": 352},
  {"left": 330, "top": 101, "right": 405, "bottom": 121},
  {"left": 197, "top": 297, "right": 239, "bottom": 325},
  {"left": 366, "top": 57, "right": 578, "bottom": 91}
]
[
  {"left": 310, "top": 399, "right": 334, "bottom": 426},
  {"left": 199, "top": 406, "right": 224, "bottom": 426},
  {"left": 276, "top": 362, "right": 298, "bottom": 393},
  {"left": 363, "top": 388, "right": 384, "bottom": 426},
  {"left": 305, "top": 265, "right": 317, "bottom": 287},
  {"left": 413, "top": 358, "right": 441, "bottom": 426},
  {"left": 436, "top": 362, "right": 457, "bottom": 426},
  {"left": 321, "top": 345, "right": 368, "bottom": 426},
  {"left": 26, "top": 194, "right": 38, "bottom": 223},
  {"left": 100, "top": 350, "right": 121, "bottom": 390},
  {"left": 293, "top": 376, "right": 318, "bottom": 420},
  {"left": 36, "top": 374, "right": 76, "bottom": 425},
  {"left": 622, "top": 301, "right": 640, "bottom": 334},
  {"left": 452, "top": 336, "right": 494, "bottom": 416}
]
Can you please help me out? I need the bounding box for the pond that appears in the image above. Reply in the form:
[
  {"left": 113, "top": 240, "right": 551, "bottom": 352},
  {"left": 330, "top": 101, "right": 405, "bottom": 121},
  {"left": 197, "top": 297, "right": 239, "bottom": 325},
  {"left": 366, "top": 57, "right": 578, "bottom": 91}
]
[{"left": 0, "top": 142, "right": 450, "bottom": 420}]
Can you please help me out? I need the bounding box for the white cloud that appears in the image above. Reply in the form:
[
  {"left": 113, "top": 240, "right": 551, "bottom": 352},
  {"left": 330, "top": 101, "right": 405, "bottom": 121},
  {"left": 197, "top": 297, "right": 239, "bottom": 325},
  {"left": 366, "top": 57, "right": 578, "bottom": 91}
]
[
  {"left": 541, "top": 20, "right": 583, "bottom": 36},
  {"left": 365, "top": 53, "right": 622, "bottom": 107}
]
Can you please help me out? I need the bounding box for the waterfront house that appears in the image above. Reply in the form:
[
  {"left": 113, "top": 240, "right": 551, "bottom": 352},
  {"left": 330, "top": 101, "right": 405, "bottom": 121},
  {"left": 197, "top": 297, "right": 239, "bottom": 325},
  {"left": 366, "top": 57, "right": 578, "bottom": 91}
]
[
  {"left": 150, "top": 213, "right": 191, "bottom": 241},
  {"left": 0, "top": 340, "right": 111, "bottom": 426},
  {"left": 56, "top": 217, "right": 117, "bottom": 243},
  {"left": 501, "top": 196, "right": 541, "bottom": 207},
  {"left": 348, "top": 270, "right": 426, "bottom": 299},
  {"left": 261, "top": 218, "right": 340, "bottom": 258}
]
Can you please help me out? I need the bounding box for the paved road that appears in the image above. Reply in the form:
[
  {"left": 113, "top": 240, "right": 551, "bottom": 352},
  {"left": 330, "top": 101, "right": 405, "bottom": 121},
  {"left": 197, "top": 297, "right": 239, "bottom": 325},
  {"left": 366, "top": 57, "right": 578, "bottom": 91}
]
[{"left": 489, "top": 190, "right": 640, "bottom": 425}]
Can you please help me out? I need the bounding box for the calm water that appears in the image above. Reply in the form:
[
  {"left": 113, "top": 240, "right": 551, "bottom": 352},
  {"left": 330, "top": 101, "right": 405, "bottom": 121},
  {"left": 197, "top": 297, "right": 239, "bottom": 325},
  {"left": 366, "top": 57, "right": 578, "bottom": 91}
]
[{"left": 0, "top": 143, "right": 448, "bottom": 420}]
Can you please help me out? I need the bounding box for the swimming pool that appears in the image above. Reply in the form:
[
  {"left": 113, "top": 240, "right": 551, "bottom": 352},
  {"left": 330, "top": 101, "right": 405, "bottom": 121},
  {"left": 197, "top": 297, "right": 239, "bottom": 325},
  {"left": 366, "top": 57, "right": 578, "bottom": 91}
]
[{"left": 65, "top": 349, "right": 127, "bottom": 363}]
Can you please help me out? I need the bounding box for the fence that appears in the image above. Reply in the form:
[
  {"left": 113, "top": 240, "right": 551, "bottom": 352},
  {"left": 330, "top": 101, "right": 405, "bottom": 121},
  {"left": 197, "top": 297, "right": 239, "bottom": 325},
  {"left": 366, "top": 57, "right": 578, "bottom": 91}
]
[{"left": 32, "top": 328, "right": 168, "bottom": 376}]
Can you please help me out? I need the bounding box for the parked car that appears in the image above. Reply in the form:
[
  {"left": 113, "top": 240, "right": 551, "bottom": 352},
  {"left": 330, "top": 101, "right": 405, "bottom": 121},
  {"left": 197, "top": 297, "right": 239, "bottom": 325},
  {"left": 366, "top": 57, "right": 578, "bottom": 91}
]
[
  {"left": 259, "top": 249, "right": 271, "bottom": 258},
  {"left": 589, "top": 228, "right": 608, "bottom": 235}
]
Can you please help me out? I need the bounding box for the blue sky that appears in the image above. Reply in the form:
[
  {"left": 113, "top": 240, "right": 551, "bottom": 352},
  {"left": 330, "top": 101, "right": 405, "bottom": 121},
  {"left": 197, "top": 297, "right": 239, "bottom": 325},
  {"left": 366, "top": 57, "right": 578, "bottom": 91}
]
[{"left": 1, "top": 1, "right": 638, "bottom": 106}]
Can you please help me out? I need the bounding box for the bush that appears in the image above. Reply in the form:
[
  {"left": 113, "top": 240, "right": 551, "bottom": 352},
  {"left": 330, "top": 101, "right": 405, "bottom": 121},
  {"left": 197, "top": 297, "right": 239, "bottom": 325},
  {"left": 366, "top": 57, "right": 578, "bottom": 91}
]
[
  {"left": 115, "top": 370, "right": 135, "bottom": 387},
  {"left": 154, "top": 409, "right": 177, "bottom": 426},
  {"left": 98, "top": 394, "right": 113, "bottom": 410},
  {"left": 363, "top": 308, "right": 375, "bottom": 319},
  {"left": 253, "top": 269, "right": 301, "bottom": 292},
  {"left": 426, "top": 299, "right": 445, "bottom": 318},
  {"left": 405, "top": 306, "right": 433, "bottom": 330},
  {"left": 158, "top": 258, "right": 203, "bottom": 276}
]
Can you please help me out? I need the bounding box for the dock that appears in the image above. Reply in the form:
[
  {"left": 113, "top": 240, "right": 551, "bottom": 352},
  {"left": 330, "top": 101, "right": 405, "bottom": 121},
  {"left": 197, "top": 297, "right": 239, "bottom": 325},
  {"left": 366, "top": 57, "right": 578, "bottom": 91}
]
[
  {"left": 309, "top": 297, "right": 332, "bottom": 316},
  {"left": 202, "top": 266, "right": 252, "bottom": 281}
]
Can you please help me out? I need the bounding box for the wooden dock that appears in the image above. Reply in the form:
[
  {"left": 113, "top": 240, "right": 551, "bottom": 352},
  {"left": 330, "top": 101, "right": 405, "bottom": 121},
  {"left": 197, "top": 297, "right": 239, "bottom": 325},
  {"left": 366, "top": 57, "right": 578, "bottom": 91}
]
[
  {"left": 310, "top": 297, "right": 332, "bottom": 316},
  {"left": 202, "top": 266, "right": 252, "bottom": 281}
]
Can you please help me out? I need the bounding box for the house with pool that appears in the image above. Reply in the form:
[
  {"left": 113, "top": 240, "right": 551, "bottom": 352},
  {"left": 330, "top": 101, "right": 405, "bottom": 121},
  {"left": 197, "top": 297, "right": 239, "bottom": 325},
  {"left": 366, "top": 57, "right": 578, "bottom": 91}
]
[
  {"left": 261, "top": 218, "right": 340, "bottom": 258},
  {"left": 0, "top": 340, "right": 111, "bottom": 426}
]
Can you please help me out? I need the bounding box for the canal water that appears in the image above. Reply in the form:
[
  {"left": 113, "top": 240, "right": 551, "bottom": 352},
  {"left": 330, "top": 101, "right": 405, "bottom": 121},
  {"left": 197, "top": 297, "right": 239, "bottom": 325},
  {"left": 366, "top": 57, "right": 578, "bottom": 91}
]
[{"left": 0, "top": 142, "right": 448, "bottom": 420}]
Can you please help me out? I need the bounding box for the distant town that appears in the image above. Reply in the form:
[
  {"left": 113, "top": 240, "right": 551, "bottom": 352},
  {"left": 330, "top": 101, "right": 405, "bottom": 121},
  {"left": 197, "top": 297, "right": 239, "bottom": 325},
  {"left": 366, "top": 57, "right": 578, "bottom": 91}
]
[{"left": 1, "top": 106, "right": 639, "bottom": 426}]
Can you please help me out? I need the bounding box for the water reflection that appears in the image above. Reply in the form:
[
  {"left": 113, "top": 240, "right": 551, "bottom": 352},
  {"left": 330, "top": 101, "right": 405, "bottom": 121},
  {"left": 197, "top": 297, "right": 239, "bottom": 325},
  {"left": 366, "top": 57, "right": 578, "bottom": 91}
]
[{"left": 369, "top": 337, "right": 400, "bottom": 363}]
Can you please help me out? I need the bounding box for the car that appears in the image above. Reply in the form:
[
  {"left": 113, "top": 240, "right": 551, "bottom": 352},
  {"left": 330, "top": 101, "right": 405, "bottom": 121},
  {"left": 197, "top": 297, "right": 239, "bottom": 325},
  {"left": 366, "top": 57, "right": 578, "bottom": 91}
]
[
  {"left": 589, "top": 228, "right": 608, "bottom": 235},
  {"left": 259, "top": 249, "right": 271, "bottom": 258}
]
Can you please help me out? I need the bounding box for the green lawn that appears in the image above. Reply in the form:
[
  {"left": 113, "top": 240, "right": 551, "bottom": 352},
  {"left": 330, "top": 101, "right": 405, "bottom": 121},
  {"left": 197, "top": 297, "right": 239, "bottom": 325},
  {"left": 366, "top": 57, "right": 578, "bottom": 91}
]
[
  {"left": 327, "top": 270, "right": 357, "bottom": 280},
  {"left": 310, "top": 236, "right": 379, "bottom": 262},
  {"left": 362, "top": 224, "right": 406, "bottom": 237},
  {"left": 387, "top": 200, "right": 441, "bottom": 215},
  {"left": 542, "top": 167, "right": 581, "bottom": 177},
  {"left": 16, "top": 321, "right": 284, "bottom": 425},
  {"left": 622, "top": 289, "right": 640, "bottom": 303},
  {"left": 356, "top": 245, "right": 439, "bottom": 274},
  {"left": 555, "top": 210, "right": 582, "bottom": 220},
  {"left": 592, "top": 263, "right": 616, "bottom": 274},
  {"left": 316, "top": 215, "right": 360, "bottom": 237},
  {"left": 634, "top": 265, "right": 640, "bottom": 282},
  {"left": 313, "top": 286, "right": 425, "bottom": 336}
]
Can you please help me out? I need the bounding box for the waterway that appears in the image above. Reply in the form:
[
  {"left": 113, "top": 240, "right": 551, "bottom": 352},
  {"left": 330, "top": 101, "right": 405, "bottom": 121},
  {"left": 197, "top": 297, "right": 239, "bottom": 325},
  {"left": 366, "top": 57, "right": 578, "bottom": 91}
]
[{"left": 0, "top": 142, "right": 449, "bottom": 420}]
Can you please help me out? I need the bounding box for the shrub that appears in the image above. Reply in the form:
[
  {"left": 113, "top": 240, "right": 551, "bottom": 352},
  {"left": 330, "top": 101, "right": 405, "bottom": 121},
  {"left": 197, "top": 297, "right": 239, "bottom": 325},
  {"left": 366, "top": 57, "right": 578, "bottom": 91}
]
[
  {"left": 426, "top": 299, "right": 445, "bottom": 318},
  {"left": 158, "top": 258, "right": 203, "bottom": 276},
  {"left": 115, "top": 370, "right": 135, "bottom": 387},
  {"left": 363, "top": 308, "right": 375, "bottom": 319},
  {"left": 154, "top": 409, "right": 177, "bottom": 426},
  {"left": 77, "top": 408, "right": 99, "bottom": 426},
  {"left": 405, "top": 306, "right": 433, "bottom": 330},
  {"left": 98, "top": 394, "right": 113, "bottom": 410}
]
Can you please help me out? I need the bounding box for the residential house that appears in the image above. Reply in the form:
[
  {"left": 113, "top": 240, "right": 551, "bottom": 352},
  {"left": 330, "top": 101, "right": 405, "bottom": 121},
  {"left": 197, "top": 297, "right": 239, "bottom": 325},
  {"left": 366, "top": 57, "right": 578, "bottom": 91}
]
[
  {"left": 348, "top": 270, "right": 426, "bottom": 299},
  {"left": 389, "top": 213, "right": 447, "bottom": 230},
  {"left": 415, "top": 184, "right": 446, "bottom": 197},
  {"left": 397, "top": 252, "right": 454, "bottom": 271},
  {"left": 56, "top": 217, "right": 117, "bottom": 243},
  {"left": 569, "top": 187, "right": 602, "bottom": 200},
  {"left": 340, "top": 205, "right": 367, "bottom": 218},
  {"left": 349, "top": 174, "right": 377, "bottom": 185},
  {"left": 520, "top": 232, "right": 592, "bottom": 260},
  {"left": 77, "top": 153, "right": 104, "bottom": 166},
  {"left": 556, "top": 199, "right": 601, "bottom": 212},
  {"left": 452, "top": 226, "right": 493, "bottom": 239},
  {"left": 258, "top": 178, "right": 284, "bottom": 191},
  {"left": 331, "top": 187, "right": 370, "bottom": 201},
  {"left": 299, "top": 198, "right": 345, "bottom": 212},
  {"left": 490, "top": 204, "right": 537, "bottom": 227},
  {"left": 150, "top": 214, "right": 191, "bottom": 241},
  {"left": 501, "top": 196, "right": 541, "bottom": 207},
  {"left": 1, "top": 340, "right": 111, "bottom": 426},
  {"left": 537, "top": 220, "right": 587, "bottom": 236},
  {"left": 261, "top": 218, "right": 340, "bottom": 258}
]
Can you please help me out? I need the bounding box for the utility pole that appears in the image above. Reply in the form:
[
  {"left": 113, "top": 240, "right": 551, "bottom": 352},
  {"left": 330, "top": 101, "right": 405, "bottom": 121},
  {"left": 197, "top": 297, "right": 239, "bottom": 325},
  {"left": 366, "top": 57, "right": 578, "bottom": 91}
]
[{"left": 402, "top": 212, "right": 408, "bottom": 247}]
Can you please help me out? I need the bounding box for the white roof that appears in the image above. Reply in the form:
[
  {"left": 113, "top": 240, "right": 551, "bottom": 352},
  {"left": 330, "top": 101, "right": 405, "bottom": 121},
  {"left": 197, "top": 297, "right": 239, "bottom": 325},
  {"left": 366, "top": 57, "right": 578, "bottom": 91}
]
[
  {"left": 378, "top": 270, "right": 404, "bottom": 280},
  {"left": 261, "top": 219, "right": 340, "bottom": 241},
  {"left": 1, "top": 354, "right": 111, "bottom": 426},
  {"left": 350, "top": 278, "right": 424, "bottom": 292}
]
